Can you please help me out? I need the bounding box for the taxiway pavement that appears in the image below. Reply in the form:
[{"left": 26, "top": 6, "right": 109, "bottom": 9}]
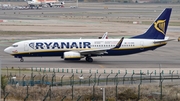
[{"left": 0, "top": 3, "right": 180, "bottom": 73}]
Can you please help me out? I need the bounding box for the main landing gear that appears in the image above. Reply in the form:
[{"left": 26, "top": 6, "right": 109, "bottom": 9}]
[
  {"left": 85, "top": 57, "right": 93, "bottom": 62},
  {"left": 20, "top": 58, "right": 24, "bottom": 62}
]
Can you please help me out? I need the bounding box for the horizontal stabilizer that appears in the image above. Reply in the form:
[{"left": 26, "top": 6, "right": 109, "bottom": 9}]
[{"left": 153, "top": 39, "right": 175, "bottom": 44}]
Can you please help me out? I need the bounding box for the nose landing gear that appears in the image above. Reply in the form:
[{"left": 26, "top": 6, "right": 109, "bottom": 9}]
[{"left": 20, "top": 58, "right": 24, "bottom": 62}]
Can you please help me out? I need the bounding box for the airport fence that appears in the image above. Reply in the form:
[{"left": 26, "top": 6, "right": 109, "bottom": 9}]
[
  {"left": 1, "top": 67, "right": 180, "bottom": 101},
  {"left": 31, "top": 67, "right": 179, "bottom": 75}
]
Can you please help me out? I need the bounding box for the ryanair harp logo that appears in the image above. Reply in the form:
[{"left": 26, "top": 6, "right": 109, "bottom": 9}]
[{"left": 154, "top": 20, "right": 166, "bottom": 34}]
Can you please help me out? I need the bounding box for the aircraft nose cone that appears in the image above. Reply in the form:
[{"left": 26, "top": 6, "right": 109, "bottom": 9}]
[{"left": 4, "top": 47, "right": 11, "bottom": 54}]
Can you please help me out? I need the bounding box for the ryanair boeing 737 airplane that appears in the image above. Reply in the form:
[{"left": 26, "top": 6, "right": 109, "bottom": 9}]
[{"left": 4, "top": 8, "right": 172, "bottom": 62}]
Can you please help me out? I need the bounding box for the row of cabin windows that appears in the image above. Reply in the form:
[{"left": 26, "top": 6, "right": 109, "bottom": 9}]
[
  {"left": 27, "top": 44, "right": 135, "bottom": 48},
  {"left": 91, "top": 45, "right": 116, "bottom": 47},
  {"left": 122, "top": 45, "right": 135, "bottom": 47},
  {"left": 91, "top": 44, "right": 135, "bottom": 47}
]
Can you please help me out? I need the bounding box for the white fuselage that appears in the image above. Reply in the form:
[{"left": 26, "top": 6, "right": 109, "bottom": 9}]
[{"left": 4, "top": 38, "right": 166, "bottom": 57}]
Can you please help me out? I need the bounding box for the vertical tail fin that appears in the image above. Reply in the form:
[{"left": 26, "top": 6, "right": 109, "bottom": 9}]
[{"left": 132, "top": 8, "right": 172, "bottom": 39}]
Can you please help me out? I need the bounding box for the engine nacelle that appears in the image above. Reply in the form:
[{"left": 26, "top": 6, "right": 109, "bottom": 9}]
[{"left": 64, "top": 51, "right": 81, "bottom": 60}]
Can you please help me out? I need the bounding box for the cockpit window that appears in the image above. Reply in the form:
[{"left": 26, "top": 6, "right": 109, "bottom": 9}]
[{"left": 12, "top": 45, "right": 18, "bottom": 47}]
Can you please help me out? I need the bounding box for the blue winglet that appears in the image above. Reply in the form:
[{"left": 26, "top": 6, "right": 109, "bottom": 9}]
[{"left": 114, "top": 37, "right": 124, "bottom": 48}]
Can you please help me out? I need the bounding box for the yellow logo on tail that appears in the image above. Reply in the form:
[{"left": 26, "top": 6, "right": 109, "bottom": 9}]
[{"left": 154, "top": 20, "right": 166, "bottom": 34}]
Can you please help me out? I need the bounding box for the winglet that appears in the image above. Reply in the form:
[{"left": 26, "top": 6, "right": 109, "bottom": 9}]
[
  {"left": 114, "top": 37, "right": 124, "bottom": 48},
  {"left": 101, "top": 32, "right": 108, "bottom": 39}
]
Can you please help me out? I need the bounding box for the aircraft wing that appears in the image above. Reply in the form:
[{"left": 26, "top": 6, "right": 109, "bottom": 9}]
[
  {"left": 79, "top": 37, "right": 124, "bottom": 54},
  {"left": 79, "top": 48, "right": 109, "bottom": 54}
]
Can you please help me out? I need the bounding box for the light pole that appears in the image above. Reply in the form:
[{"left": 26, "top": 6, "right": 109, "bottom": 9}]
[
  {"left": 76, "top": 0, "right": 78, "bottom": 8},
  {"left": 100, "top": 87, "right": 105, "bottom": 101}
]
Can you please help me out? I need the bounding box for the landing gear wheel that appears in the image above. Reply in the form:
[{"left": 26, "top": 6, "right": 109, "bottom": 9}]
[
  {"left": 85, "top": 57, "right": 93, "bottom": 62},
  {"left": 20, "top": 58, "right": 24, "bottom": 62},
  {"left": 88, "top": 57, "right": 93, "bottom": 62},
  {"left": 85, "top": 57, "right": 88, "bottom": 61}
]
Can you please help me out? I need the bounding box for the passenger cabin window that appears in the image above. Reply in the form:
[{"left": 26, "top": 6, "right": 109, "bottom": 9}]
[{"left": 12, "top": 45, "right": 18, "bottom": 47}]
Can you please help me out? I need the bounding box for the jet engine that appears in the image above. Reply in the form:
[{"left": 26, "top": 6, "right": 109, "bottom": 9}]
[{"left": 64, "top": 51, "right": 81, "bottom": 60}]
